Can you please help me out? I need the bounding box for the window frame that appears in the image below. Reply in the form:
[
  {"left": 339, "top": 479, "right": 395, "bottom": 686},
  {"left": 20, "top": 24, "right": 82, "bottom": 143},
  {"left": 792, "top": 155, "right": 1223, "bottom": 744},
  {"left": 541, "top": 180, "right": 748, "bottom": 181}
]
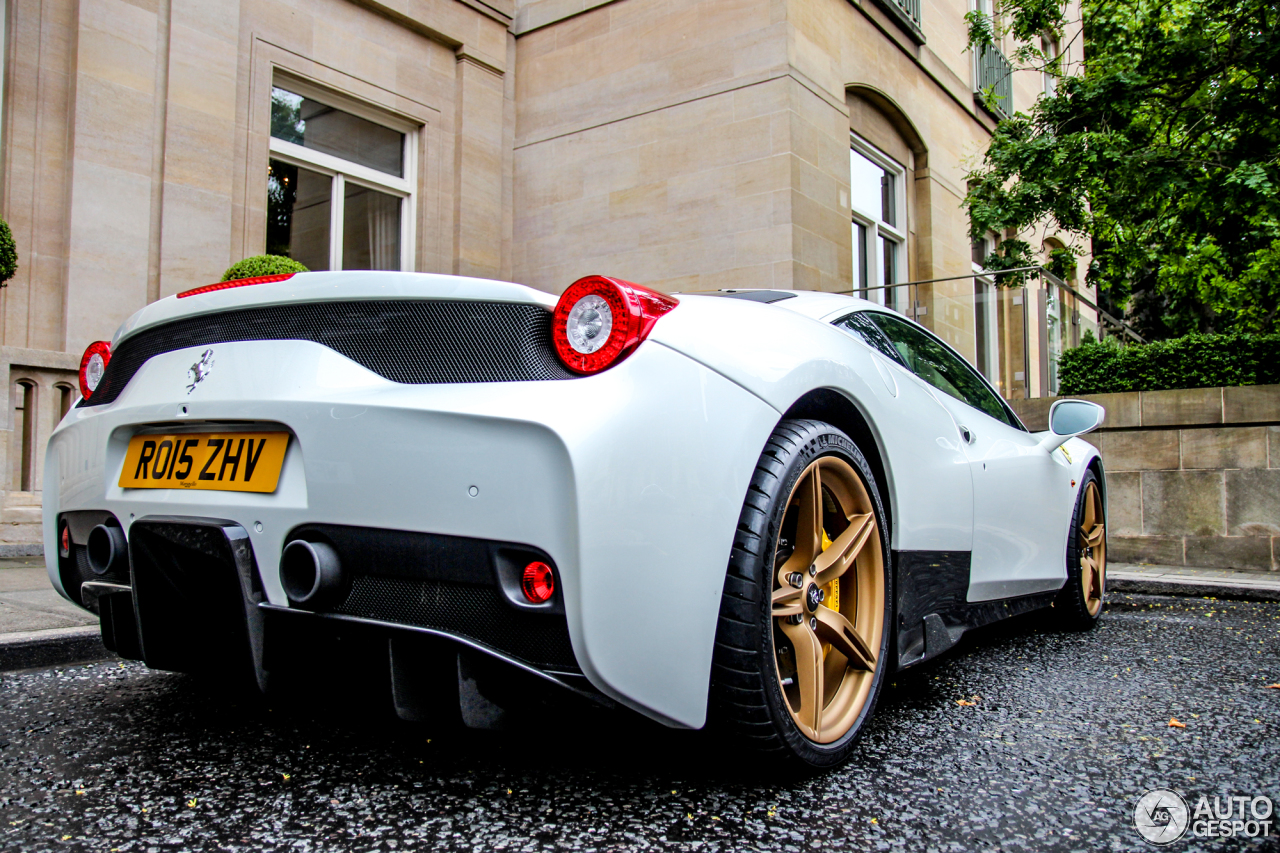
[
  {"left": 1041, "top": 35, "right": 1060, "bottom": 98},
  {"left": 850, "top": 134, "right": 908, "bottom": 313},
  {"left": 268, "top": 76, "right": 417, "bottom": 272},
  {"left": 971, "top": 233, "right": 999, "bottom": 382}
]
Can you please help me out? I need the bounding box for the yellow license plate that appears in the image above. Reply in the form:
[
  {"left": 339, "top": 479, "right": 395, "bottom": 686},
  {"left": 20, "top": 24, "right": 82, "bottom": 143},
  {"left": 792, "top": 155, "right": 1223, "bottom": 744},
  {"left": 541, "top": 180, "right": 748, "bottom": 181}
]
[{"left": 119, "top": 432, "right": 290, "bottom": 492}]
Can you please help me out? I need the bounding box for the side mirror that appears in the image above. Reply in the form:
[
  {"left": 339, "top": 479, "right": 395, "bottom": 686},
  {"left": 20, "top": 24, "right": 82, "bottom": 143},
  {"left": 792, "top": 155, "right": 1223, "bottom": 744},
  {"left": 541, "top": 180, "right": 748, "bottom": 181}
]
[{"left": 1037, "top": 399, "right": 1105, "bottom": 452}]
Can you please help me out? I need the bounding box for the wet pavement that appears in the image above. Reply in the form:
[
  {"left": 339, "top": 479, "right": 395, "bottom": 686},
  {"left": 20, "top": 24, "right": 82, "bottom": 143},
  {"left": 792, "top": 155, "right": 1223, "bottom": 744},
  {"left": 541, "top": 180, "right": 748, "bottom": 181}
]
[{"left": 1, "top": 592, "right": 1278, "bottom": 852}]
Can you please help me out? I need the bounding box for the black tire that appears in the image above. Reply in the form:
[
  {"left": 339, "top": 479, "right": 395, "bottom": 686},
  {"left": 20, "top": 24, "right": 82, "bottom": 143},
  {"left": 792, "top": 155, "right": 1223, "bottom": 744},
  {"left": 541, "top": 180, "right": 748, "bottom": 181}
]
[
  {"left": 708, "top": 419, "right": 893, "bottom": 769},
  {"left": 1054, "top": 468, "right": 1107, "bottom": 629}
]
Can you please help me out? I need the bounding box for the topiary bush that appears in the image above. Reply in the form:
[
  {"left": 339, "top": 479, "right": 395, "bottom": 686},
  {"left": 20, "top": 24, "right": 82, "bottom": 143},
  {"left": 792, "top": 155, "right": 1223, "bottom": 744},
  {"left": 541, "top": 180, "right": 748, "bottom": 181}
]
[
  {"left": 0, "top": 218, "right": 18, "bottom": 287},
  {"left": 222, "top": 254, "right": 308, "bottom": 282},
  {"left": 1058, "top": 332, "right": 1280, "bottom": 395}
]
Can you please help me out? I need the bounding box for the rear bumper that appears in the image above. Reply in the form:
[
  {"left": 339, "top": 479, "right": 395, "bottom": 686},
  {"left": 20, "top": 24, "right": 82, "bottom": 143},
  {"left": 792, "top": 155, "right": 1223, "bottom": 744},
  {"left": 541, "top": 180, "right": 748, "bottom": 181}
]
[{"left": 44, "top": 337, "right": 780, "bottom": 728}]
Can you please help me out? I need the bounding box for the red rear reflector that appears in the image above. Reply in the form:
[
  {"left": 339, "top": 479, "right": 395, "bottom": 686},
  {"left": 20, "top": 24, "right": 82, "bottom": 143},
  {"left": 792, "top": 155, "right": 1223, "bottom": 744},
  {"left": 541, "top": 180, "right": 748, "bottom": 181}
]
[
  {"left": 78, "top": 340, "right": 112, "bottom": 400},
  {"left": 177, "top": 273, "right": 296, "bottom": 299},
  {"left": 521, "top": 561, "right": 556, "bottom": 604}
]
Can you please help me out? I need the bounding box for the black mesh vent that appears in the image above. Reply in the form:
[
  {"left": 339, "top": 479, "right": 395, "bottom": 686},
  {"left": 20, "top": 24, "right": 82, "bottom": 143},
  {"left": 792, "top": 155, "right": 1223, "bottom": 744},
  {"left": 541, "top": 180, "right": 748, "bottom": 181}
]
[
  {"left": 73, "top": 543, "right": 129, "bottom": 587},
  {"left": 84, "top": 299, "right": 576, "bottom": 406},
  {"left": 333, "top": 575, "right": 578, "bottom": 671}
]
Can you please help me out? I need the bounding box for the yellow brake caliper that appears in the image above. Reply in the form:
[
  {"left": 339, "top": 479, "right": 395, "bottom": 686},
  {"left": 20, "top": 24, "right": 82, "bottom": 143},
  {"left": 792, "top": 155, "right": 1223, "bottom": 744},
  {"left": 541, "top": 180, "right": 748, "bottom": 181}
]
[{"left": 821, "top": 529, "right": 840, "bottom": 613}]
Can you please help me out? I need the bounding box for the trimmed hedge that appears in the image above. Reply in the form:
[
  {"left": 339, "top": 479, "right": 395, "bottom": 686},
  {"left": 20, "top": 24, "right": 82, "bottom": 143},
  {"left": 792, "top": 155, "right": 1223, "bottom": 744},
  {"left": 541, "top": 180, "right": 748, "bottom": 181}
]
[
  {"left": 1058, "top": 333, "right": 1280, "bottom": 395},
  {"left": 222, "top": 254, "right": 308, "bottom": 282}
]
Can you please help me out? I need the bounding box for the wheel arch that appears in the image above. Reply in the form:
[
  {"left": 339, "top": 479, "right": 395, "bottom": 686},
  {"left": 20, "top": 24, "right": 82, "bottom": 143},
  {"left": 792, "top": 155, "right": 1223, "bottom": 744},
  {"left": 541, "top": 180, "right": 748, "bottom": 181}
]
[
  {"left": 780, "top": 388, "right": 894, "bottom": 541},
  {"left": 1086, "top": 453, "right": 1107, "bottom": 515}
]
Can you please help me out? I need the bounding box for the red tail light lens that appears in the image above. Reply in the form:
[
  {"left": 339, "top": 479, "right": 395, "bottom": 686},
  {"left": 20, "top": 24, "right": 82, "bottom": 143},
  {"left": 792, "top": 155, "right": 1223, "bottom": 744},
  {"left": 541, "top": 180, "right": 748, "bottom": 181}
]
[
  {"left": 552, "top": 275, "right": 678, "bottom": 374},
  {"left": 177, "top": 273, "right": 296, "bottom": 299},
  {"left": 78, "top": 340, "right": 112, "bottom": 400},
  {"left": 521, "top": 561, "right": 556, "bottom": 604}
]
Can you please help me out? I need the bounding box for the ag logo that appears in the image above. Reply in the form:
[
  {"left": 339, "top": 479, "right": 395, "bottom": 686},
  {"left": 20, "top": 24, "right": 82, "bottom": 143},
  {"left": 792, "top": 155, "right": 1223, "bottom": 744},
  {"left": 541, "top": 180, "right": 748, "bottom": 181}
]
[
  {"left": 186, "top": 349, "right": 214, "bottom": 394},
  {"left": 1135, "top": 789, "right": 1190, "bottom": 845}
]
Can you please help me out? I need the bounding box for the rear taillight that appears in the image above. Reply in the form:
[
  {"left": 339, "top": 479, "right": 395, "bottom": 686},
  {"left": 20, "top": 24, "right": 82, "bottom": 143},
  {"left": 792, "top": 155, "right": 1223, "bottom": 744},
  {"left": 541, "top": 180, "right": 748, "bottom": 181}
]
[
  {"left": 177, "top": 272, "right": 296, "bottom": 299},
  {"left": 551, "top": 275, "right": 678, "bottom": 374},
  {"left": 78, "top": 341, "right": 111, "bottom": 400}
]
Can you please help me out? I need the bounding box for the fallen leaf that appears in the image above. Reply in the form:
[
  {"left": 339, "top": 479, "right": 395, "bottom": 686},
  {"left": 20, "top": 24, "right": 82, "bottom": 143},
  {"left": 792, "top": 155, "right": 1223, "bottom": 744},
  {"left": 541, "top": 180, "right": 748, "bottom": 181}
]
[
  {"left": 1169, "top": 718, "right": 1187, "bottom": 728},
  {"left": 1265, "top": 684, "right": 1280, "bottom": 689},
  {"left": 957, "top": 700, "right": 976, "bottom": 706},
  {"left": 870, "top": 817, "right": 879, "bottom": 824},
  {"left": 187, "top": 798, "right": 197, "bottom": 808}
]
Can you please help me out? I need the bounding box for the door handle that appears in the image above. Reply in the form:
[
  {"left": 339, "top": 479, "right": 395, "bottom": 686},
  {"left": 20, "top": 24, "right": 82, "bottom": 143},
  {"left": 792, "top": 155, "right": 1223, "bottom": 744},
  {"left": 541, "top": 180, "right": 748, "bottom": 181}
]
[{"left": 959, "top": 425, "right": 974, "bottom": 444}]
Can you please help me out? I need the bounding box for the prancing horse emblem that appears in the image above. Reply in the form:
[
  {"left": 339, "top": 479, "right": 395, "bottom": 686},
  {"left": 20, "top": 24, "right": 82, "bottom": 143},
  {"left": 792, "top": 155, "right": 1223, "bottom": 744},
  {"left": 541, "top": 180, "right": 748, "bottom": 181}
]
[{"left": 186, "top": 349, "right": 214, "bottom": 394}]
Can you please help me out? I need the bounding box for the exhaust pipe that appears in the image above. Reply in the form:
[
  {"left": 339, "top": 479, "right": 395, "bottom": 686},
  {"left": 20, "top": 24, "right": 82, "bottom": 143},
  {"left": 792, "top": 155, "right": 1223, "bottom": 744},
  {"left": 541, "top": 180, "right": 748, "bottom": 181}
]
[
  {"left": 280, "top": 539, "right": 343, "bottom": 608},
  {"left": 86, "top": 524, "right": 128, "bottom": 576}
]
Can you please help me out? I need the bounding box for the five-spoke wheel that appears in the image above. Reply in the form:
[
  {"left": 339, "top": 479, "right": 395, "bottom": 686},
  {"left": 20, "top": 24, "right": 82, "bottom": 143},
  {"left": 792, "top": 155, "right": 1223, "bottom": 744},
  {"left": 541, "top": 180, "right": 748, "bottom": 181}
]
[
  {"left": 710, "top": 419, "right": 891, "bottom": 767},
  {"left": 1056, "top": 468, "right": 1107, "bottom": 628},
  {"left": 1079, "top": 479, "right": 1106, "bottom": 617},
  {"left": 770, "top": 455, "right": 885, "bottom": 743}
]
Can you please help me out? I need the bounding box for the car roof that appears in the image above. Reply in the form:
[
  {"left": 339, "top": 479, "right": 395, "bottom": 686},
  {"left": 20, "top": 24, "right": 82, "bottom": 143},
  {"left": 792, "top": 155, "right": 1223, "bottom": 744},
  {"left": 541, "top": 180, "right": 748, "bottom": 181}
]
[{"left": 675, "top": 288, "right": 877, "bottom": 321}]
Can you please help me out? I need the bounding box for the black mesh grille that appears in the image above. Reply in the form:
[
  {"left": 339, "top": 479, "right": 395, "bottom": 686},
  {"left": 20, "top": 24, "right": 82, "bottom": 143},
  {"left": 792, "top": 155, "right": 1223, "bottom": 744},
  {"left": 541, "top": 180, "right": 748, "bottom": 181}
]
[
  {"left": 333, "top": 575, "right": 578, "bottom": 671},
  {"left": 84, "top": 299, "right": 575, "bottom": 406}
]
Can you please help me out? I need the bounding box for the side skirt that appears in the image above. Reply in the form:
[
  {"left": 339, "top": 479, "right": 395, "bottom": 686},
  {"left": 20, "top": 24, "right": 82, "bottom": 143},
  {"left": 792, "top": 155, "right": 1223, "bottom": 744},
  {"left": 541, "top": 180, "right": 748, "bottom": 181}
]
[{"left": 893, "top": 550, "right": 1059, "bottom": 670}]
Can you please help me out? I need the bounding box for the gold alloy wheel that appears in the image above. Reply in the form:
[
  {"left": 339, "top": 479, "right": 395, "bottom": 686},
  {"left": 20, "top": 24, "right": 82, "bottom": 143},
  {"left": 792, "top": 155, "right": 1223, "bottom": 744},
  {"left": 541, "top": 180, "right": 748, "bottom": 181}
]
[
  {"left": 771, "top": 456, "right": 885, "bottom": 744},
  {"left": 1079, "top": 480, "right": 1107, "bottom": 616}
]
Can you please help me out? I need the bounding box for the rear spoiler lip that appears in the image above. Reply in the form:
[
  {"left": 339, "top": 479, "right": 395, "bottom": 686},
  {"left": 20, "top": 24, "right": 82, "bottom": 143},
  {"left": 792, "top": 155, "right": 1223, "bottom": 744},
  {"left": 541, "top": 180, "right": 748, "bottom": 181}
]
[{"left": 112, "top": 271, "right": 557, "bottom": 348}]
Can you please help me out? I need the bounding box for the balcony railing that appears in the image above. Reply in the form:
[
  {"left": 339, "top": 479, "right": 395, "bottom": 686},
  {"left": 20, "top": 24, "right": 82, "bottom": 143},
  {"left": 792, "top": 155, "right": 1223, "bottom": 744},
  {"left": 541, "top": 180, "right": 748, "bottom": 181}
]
[
  {"left": 975, "top": 43, "right": 1014, "bottom": 120},
  {"left": 870, "top": 0, "right": 924, "bottom": 43},
  {"left": 892, "top": 0, "right": 921, "bottom": 28}
]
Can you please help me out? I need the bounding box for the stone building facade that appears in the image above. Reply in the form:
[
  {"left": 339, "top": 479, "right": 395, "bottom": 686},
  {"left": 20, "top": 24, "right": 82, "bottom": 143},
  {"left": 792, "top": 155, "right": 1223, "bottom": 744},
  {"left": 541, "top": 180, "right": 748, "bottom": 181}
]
[{"left": 0, "top": 0, "right": 1084, "bottom": 547}]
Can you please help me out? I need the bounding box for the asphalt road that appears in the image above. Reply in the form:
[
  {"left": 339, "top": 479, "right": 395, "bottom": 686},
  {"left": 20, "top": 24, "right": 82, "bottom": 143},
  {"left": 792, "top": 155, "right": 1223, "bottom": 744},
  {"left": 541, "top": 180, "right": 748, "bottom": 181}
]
[{"left": 2, "top": 592, "right": 1278, "bottom": 852}]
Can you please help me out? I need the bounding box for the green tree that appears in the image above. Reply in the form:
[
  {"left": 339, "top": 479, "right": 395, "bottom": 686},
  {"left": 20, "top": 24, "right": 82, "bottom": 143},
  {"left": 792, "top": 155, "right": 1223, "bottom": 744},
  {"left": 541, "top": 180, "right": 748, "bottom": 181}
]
[
  {"left": 963, "top": 0, "right": 1280, "bottom": 338},
  {"left": 0, "top": 219, "right": 17, "bottom": 287}
]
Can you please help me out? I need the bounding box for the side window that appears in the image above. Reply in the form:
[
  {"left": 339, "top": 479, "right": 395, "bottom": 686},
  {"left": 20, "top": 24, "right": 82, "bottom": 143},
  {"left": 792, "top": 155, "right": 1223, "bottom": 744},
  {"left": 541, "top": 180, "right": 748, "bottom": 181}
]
[
  {"left": 865, "top": 312, "right": 1016, "bottom": 427},
  {"left": 832, "top": 312, "right": 905, "bottom": 365}
]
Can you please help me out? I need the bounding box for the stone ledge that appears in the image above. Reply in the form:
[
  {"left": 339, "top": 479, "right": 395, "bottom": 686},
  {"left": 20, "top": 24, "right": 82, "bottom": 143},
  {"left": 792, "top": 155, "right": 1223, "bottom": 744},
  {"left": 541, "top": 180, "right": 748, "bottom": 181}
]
[
  {"left": 1009, "top": 384, "right": 1280, "bottom": 431},
  {"left": 1109, "top": 569, "right": 1280, "bottom": 603},
  {"left": 0, "top": 543, "right": 43, "bottom": 558},
  {"left": 0, "top": 625, "right": 112, "bottom": 672}
]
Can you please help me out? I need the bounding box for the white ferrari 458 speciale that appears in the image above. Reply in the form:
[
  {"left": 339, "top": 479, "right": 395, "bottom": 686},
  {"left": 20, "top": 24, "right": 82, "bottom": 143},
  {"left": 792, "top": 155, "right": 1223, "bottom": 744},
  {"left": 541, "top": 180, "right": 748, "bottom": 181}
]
[{"left": 47, "top": 272, "right": 1107, "bottom": 767}]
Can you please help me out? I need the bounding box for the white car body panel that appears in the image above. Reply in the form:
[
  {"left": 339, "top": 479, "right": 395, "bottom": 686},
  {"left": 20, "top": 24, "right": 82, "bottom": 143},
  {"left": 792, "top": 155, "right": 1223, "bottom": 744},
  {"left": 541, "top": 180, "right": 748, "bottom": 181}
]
[
  {"left": 923, "top": 388, "right": 1083, "bottom": 601},
  {"left": 649, "top": 296, "right": 975, "bottom": 552},
  {"left": 46, "top": 274, "right": 1103, "bottom": 730}
]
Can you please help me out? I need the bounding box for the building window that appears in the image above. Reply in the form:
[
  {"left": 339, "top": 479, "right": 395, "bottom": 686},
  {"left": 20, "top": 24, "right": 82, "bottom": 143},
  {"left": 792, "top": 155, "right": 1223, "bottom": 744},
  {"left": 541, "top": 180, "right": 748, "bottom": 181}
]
[
  {"left": 13, "top": 381, "right": 35, "bottom": 491},
  {"left": 850, "top": 137, "right": 907, "bottom": 314},
  {"left": 268, "top": 83, "right": 416, "bottom": 272},
  {"left": 55, "top": 384, "right": 74, "bottom": 425},
  {"left": 972, "top": 236, "right": 998, "bottom": 381},
  {"left": 1042, "top": 36, "right": 1059, "bottom": 97}
]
